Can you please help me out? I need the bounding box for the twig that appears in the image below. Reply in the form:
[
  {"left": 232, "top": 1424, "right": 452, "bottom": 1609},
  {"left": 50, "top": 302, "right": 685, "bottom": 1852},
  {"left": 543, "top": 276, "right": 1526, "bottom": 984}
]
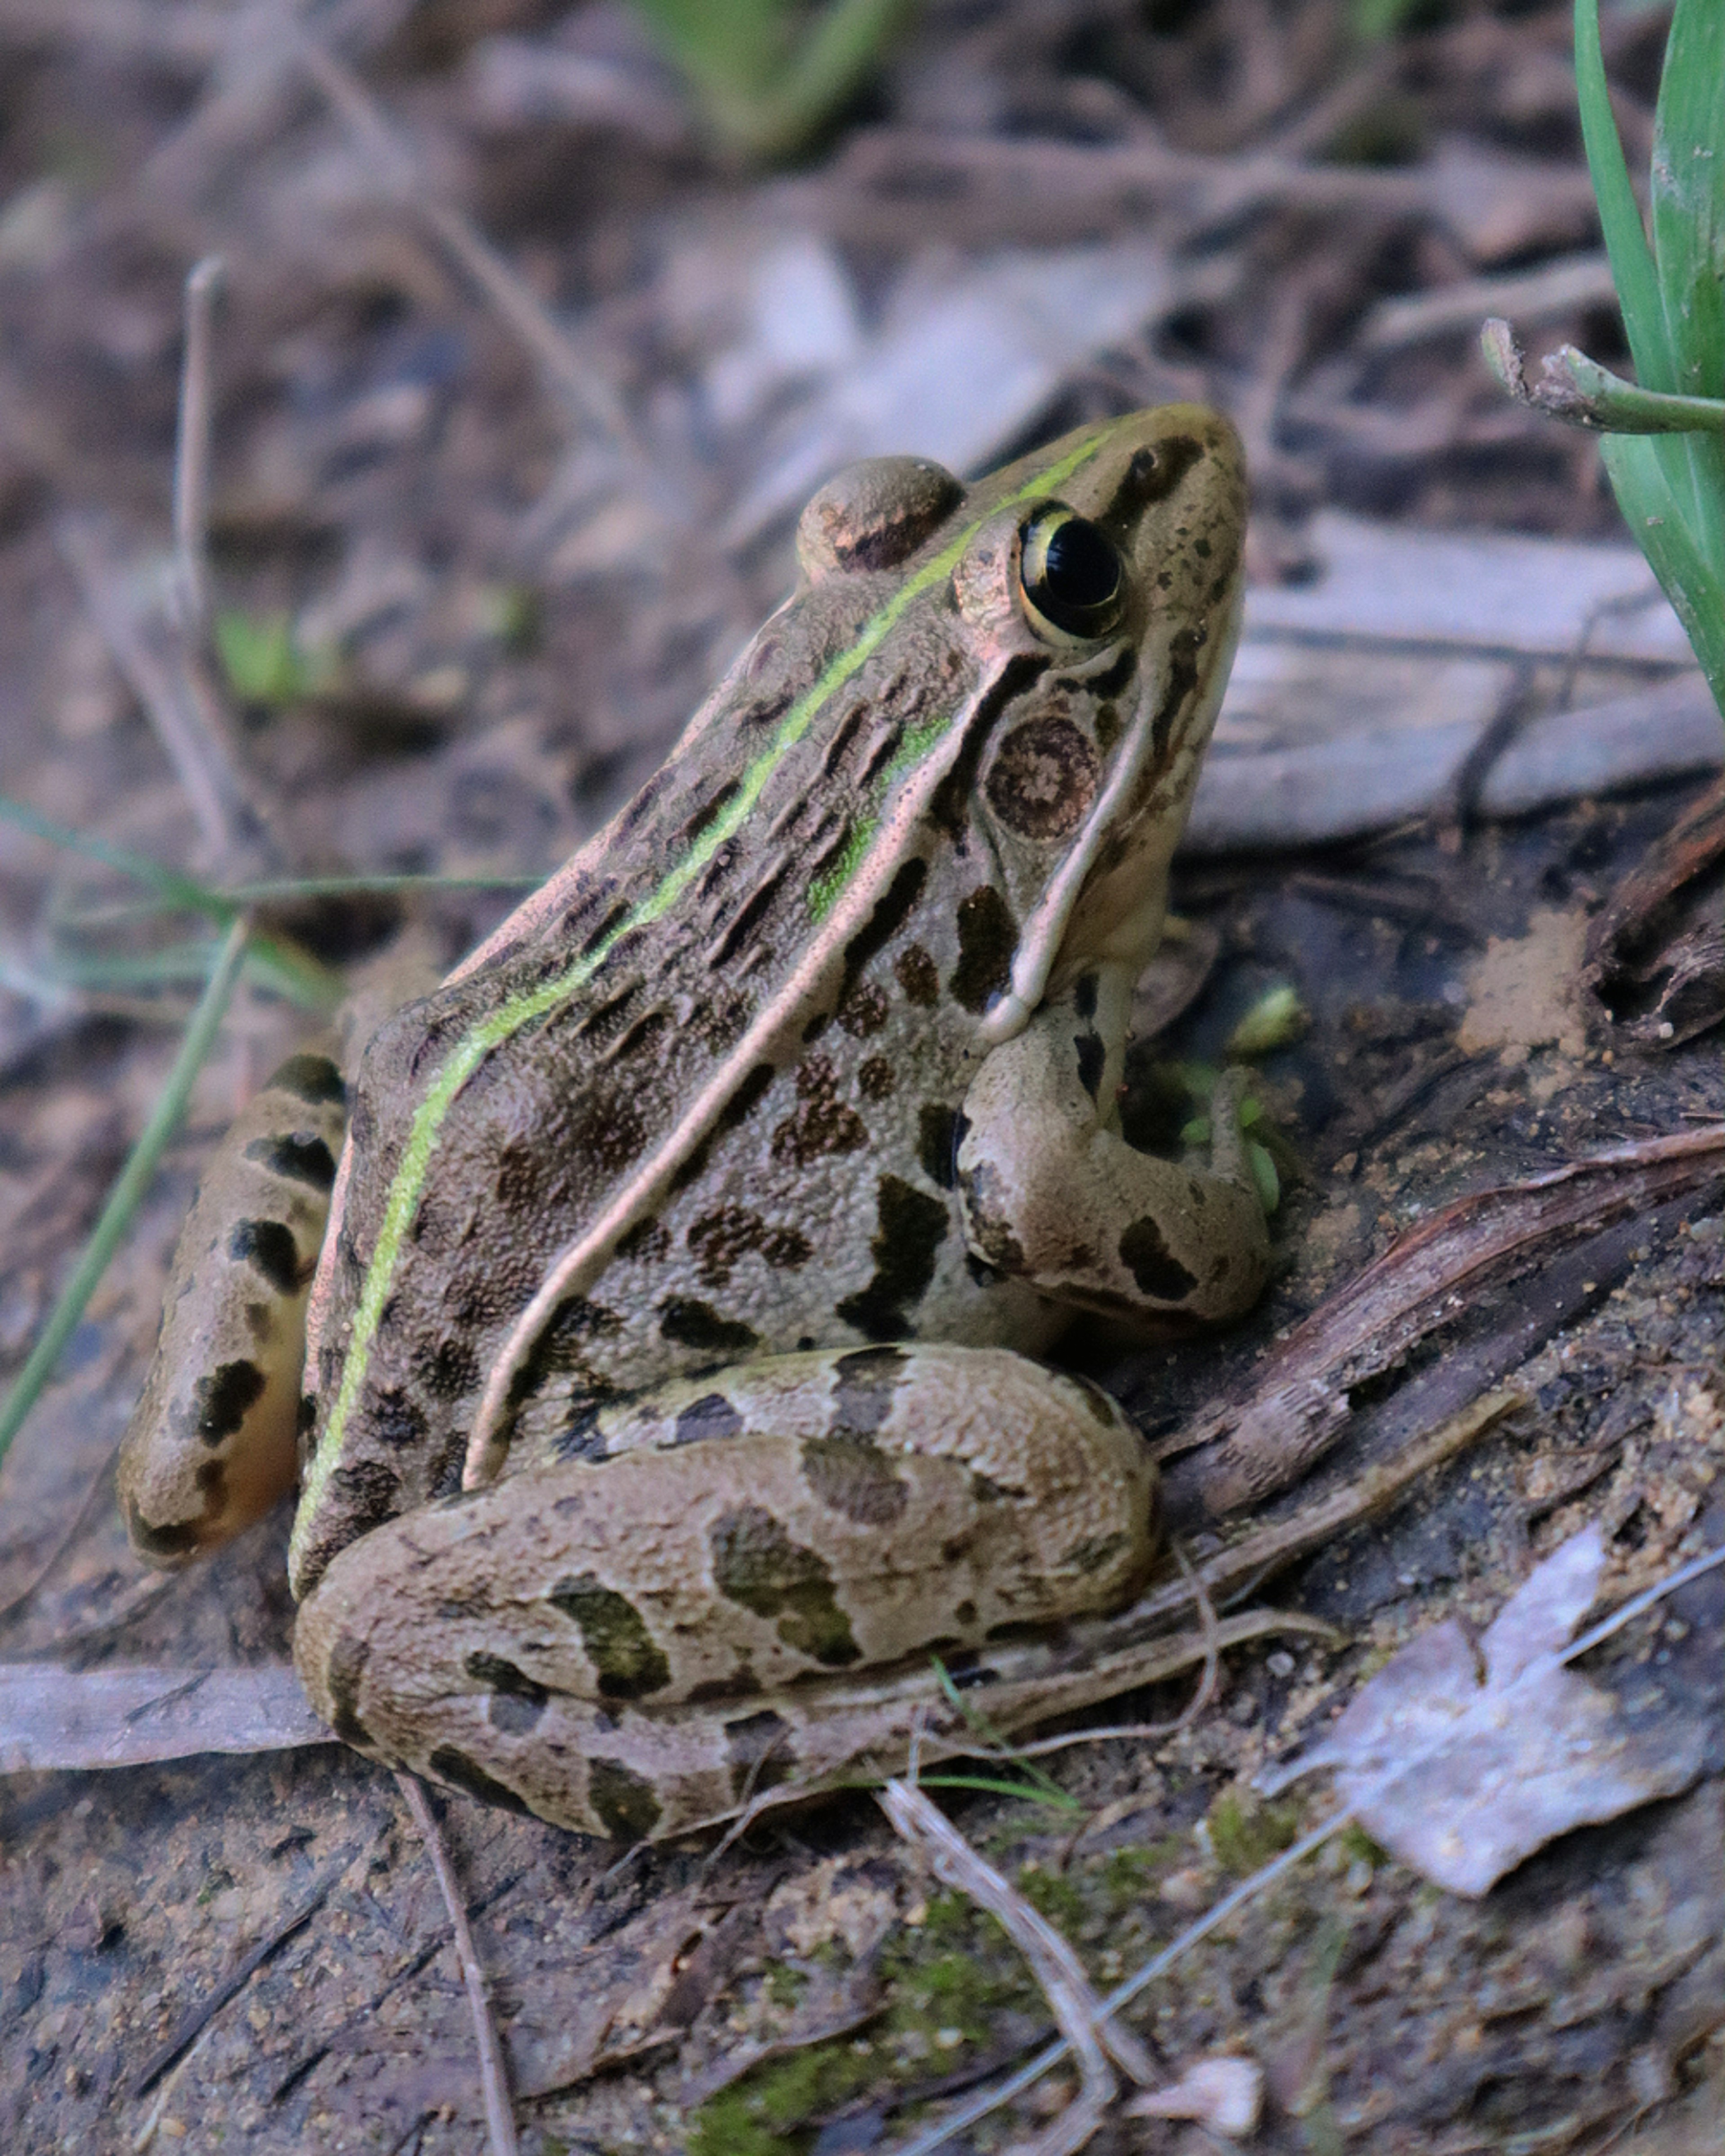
[
  {"left": 880, "top": 1780, "right": 1154, "bottom": 2156},
  {"left": 293, "top": 34, "right": 633, "bottom": 455},
  {"left": 1008, "top": 1542, "right": 1227, "bottom": 1758},
  {"left": 172, "top": 255, "right": 223, "bottom": 641},
  {"left": 394, "top": 1772, "right": 519, "bottom": 2156}
]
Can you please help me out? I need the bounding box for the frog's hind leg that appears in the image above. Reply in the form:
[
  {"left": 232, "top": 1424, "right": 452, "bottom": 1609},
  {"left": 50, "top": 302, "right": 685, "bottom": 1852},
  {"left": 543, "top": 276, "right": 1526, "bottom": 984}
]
[
  {"left": 117, "top": 1052, "right": 347, "bottom": 1563},
  {"left": 292, "top": 1343, "right": 1156, "bottom": 1840}
]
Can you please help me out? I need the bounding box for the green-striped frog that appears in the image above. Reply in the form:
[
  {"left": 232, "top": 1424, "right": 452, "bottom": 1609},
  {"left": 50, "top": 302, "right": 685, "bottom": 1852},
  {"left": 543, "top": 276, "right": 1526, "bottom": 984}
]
[{"left": 119, "top": 406, "right": 1270, "bottom": 1841}]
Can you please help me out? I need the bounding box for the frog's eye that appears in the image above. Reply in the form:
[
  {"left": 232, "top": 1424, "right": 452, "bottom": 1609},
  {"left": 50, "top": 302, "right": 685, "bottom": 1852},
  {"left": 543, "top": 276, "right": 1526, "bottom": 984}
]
[{"left": 1017, "top": 507, "right": 1125, "bottom": 641}]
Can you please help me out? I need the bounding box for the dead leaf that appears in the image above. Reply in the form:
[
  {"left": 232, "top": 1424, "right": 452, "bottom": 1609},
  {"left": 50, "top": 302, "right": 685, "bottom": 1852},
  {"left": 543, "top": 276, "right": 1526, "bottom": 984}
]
[
  {"left": 1269, "top": 1528, "right": 1709, "bottom": 1895},
  {"left": 0, "top": 1660, "right": 327, "bottom": 1769}
]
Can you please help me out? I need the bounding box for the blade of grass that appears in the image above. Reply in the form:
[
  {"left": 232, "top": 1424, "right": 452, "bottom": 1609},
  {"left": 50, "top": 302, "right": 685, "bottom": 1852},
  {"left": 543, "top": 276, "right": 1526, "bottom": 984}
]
[
  {"left": 0, "top": 793, "right": 220, "bottom": 917},
  {"left": 1574, "top": 0, "right": 1672, "bottom": 394},
  {"left": 1601, "top": 429, "right": 1725, "bottom": 714},
  {"left": 1648, "top": 0, "right": 1725, "bottom": 581},
  {"left": 0, "top": 914, "right": 251, "bottom": 1471}
]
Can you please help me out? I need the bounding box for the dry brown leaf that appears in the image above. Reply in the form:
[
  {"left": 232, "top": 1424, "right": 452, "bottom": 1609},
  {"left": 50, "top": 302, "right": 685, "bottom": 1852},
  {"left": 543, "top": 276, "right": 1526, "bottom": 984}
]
[{"left": 1269, "top": 1528, "right": 1709, "bottom": 1895}]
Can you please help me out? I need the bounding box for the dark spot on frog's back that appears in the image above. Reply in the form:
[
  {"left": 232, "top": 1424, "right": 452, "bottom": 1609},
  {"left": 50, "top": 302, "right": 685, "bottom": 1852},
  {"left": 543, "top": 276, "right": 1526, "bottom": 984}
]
[
  {"left": 188, "top": 1358, "right": 267, "bottom": 1446},
  {"left": 548, "top": 1573, "right": 672, "bottom": 1699},
  {"left": 229, "top": 1218, "right": 304, "bottom": 1298},
  {"left": 770, "top": 1053, "right": 867, "bottom": 1167},
  {"left": 710, "top": 1506, "right": 861, "bottom": 1666},
  {"left": 842, "top": 857, "right": 928, "bottom": 988},
  {"left": 894, "top": 943, "right": 938, "bottom": 1007},
  {"left": 415, "top": 1337, "right": 480, "bottom": 1402},
  {"left": 835, "top": 1175, "right": 949, "bottom": 1342},
  {"left": 427, "top": 1745, "right": 536, "bottom": 1818},
  {"left": 949, "top": 885, "right": 1017, "bottom": 1015},
  {"left": 917, "top": 1104, "right": 960, "bottom": 1188},
  {"left": 1074, "top": 1031, "right": 1106, "bottom": 1101},
  {"left": 675, "top": 1391, "right": 744, "bottom": 1445},
  {"left": 572, "top": 1092, "right": 650, "bottom": 1177},
  {"left": 586, "top": 1756, "right": 663, "bottom": 1844},
  {"left": 838, "top": 979, "right": 888, "bottom": 1038},
  {"left": 659, "top": 1299, "right": 760, "bottom": 1356},
  {"left": 679, "top": 779, "right": 739, "bottom": 846},
  {"left": 717, "top": 1062, "right": 776, "bottom": 1133},
  {"left": 243, "top": 1131, "right": 337, "bottom": 1190},
  {"left": 1118, "top": 1216, "right": 1199, "bottom": 1303},
  {"left": 368, "top": 1387, "right": 429, "bottom": 1451},
  {"left": 687, "top": 1203, "right": 813, "bottom": 1289}
]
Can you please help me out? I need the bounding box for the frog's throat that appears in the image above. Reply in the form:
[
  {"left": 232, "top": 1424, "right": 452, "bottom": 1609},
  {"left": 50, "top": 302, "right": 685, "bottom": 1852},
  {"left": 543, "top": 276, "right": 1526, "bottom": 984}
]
[{"left": 291, "top": 431, "right": 1109, "bottom": 1568}]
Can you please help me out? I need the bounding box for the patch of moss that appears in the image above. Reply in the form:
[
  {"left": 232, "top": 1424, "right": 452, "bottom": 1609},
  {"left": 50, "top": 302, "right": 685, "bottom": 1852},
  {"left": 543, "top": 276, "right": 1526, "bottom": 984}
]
[
  {"left": 765, "top": 1961, "right": 809, "bottom": 2010},
  {"left": 1013, "top": 1862, "right": 1085, "bottom": 1931},
  {"left": 1097, "top": 1837, "right": 1186, "bottom": 1911},
  {"left": 686, "top": 2037, "right": 862, "bottom": 2156},
  {"left": 1207, "top": 1789, "right": 1302, "bottom": 1875},
  {"left": 1337, "top": 1823, "right": 1387, "bottom": 1869},
  {"left": 687, "top": 1891, "right": 1040, "bottom": 2152}
]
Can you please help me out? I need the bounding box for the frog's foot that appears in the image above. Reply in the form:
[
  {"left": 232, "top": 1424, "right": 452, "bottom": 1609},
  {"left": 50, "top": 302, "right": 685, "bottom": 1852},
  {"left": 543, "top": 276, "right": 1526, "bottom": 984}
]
[
  {"left": 957, "top": 999, "right": 1270, "bottom": 1326},
  {"left": 293, "top": 1343, "right": 1154, "bottom": 1839}
]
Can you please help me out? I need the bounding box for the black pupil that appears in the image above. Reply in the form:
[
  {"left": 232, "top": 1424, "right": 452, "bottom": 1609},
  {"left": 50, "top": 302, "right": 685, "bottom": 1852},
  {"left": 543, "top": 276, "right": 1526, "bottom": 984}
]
[{"left": 1042, "top": 517, "right": 1118, "bottom": 607}]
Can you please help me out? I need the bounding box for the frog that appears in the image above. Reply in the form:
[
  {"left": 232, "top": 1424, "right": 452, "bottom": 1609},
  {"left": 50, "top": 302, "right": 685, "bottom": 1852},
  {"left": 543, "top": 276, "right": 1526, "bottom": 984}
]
[{"left": 117, "top": 404, "right": 1271, "bottom": 1842}]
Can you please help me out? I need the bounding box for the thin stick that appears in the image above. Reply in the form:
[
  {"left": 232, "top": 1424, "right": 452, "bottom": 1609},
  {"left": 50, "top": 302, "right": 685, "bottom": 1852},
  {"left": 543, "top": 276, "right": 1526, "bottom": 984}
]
[
  {"left": 0, "top": 912, "right": 251, "bottom": 1471},
  {"left": 881, "top": 1780, "right": 1141, "bottom": 2156},
  {"left": 294, "top": 35, "right": 632, "bottom": 453},
  {"left": 172, "top": 255, "right": 223, "bottom": 639},
  {"left": 394, "top": 1773, "right": 519, "bottom": 2156}
]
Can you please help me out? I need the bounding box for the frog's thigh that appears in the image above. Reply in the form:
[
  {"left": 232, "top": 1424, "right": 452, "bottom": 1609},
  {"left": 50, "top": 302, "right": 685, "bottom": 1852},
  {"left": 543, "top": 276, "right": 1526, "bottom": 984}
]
[
  {"left": 293, "top": 1344, "right": 1155, "bottom": 1839},
  {"left": 957, "top": 1006, "right": 1269, "bottom": 1324}
]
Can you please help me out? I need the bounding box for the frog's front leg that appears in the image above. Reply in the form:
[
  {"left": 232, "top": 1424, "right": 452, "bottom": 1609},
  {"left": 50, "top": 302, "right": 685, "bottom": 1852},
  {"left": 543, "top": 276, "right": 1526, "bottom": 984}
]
[
  {"left": 292, "top": 1345, "right": 1155, "bottom": 1840},
  {"left": 958, "top": 976, "right": 1270, "bottom": 1325}
]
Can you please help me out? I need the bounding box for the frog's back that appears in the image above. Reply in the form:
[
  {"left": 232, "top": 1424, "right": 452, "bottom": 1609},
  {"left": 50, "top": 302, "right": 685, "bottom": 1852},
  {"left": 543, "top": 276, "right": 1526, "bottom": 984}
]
[
  {"left": 293, "top": 553, "right": 1054, "bottom": 1589},
  {"left": 272, "top": 405, "right": 1245, "bottom": 1595}
]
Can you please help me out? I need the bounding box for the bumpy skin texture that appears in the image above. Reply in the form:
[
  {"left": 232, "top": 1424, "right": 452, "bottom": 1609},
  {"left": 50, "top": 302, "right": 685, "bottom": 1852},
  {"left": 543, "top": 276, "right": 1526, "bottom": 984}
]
[{"left": 123, "top": 407, "right": 1268, "bottom": 1837}]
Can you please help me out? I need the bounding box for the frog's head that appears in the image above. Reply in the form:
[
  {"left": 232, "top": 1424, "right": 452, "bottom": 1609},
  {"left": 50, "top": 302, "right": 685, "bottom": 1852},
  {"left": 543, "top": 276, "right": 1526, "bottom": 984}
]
[{"left": 942, "top": 404, "right": 1246, "bottom": 1043}]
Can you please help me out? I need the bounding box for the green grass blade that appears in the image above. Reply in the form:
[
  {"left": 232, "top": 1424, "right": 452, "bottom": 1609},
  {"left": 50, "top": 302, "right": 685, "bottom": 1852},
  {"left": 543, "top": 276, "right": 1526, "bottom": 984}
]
[
  {"left": 0, "top": 794, "right": 224, "bottom": 919},
  {"left": 1651, "top": 0, "right": 1725, "bottom": 403},
  {"left": 0, "top": 913, "right": 252, "bottom": 1470},
  {"left": 1601, "top": 430, "right": 1725, "bottom": 721},
  {"left": 1574, "top": 0, "right": 1673, "bottom": 393},
  {"left": 1649, "top": 0, "right": 1725, "bottom": 582},
  {"left": 765, "top": 0, "right": 918, "bottom": 158}
]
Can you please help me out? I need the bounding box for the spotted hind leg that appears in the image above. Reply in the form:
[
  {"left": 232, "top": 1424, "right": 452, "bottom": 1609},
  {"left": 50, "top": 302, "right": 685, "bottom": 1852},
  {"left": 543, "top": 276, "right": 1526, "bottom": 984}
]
[
  {"left": 292, "top": 1343, "right": 1156, "bottom": 1838},
  {"left": 118, "top": 1053, "right": 347, "bottom": 1564}
]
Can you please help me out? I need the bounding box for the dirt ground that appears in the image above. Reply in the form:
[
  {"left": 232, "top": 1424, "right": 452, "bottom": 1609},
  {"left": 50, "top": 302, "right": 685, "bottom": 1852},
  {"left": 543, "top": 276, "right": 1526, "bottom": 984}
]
[{"left": 0, "top": 4, "right": 1720, "bottom": 2152}]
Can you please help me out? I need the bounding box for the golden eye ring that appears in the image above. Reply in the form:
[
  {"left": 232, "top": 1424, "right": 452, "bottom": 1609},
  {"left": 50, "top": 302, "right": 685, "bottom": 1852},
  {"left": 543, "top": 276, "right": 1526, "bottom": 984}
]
[{"left": 1017, "top": 505, "right": 1125, "bottom": 641}]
